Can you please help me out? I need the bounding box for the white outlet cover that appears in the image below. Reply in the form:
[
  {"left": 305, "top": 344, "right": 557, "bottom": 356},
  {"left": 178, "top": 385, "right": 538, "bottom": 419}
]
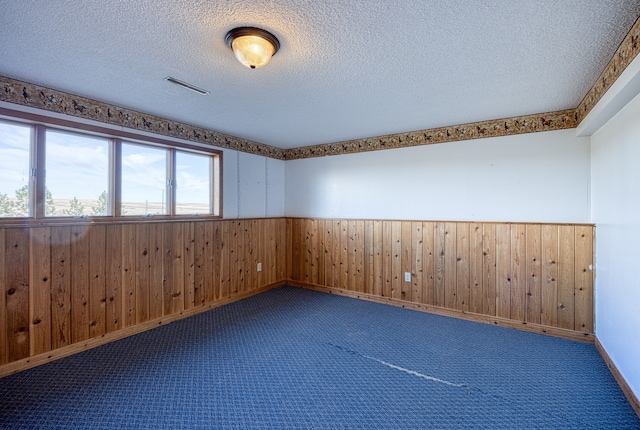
[{"left": 404, "top": 272, "right": 411, "bottom": 282}]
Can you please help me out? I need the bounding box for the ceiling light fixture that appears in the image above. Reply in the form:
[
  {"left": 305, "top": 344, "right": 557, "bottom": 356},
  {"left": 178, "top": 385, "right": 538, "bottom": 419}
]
[{"left": 225, "top": 27, "right": 280, "bottom": 69}]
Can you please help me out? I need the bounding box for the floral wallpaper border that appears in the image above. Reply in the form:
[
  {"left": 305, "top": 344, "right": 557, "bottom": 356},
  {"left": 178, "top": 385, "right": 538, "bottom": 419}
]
[
  {"left": 282, "top": 110, "right": 577, "bottom": 160},
  {"left": 576, "top": 16, "right": 640, "bottom": 124},
  {"left": 0, "top": 75, "right": 287, "bottom": 160}
]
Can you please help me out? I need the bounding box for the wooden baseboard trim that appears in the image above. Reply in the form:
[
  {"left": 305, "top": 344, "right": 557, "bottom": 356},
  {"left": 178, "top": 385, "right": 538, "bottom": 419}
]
[
  {"left": 0, "top": 282, "right": 286, "bottom": 379},
  {"left": 289, "top": 281, "right": 594, "bottom": 343},
  {"left": 595, "top": 337, "right": 640, "bottom": 418}
]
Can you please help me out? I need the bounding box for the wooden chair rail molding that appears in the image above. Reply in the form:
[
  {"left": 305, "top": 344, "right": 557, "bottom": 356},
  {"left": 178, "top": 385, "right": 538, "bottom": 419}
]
[
  {"left": 287, "top": 218, "right": 595, "bottom": 342},
  {"left": 1, "top": 216, "right": 594, "bottom": 377}
]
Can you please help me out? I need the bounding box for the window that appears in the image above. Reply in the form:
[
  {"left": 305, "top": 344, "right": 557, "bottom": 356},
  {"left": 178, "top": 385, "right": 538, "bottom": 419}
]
[
  {"left": 0, "top": 112, "right": 222, "bottom": 221},
  {"left": 121, "top": 143, "right": 168, "bottom": 216},
  {"left": 175, "top": 151, "right": 212, "bottom": 215},
  {"left": 0, "top": 121, "right": 32, "bottom": 217},
  {"left": 45, "top": 130, "right": 110, "bottom": 217}
]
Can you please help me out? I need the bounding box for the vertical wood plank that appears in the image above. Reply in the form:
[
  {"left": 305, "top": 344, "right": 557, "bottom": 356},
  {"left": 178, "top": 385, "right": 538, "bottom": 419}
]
[
  {"left": 245, "top": 220, "right": 256, "bottom": 292},
  {"left": 233, "top": 220, "right": 243, "bottom": 295},
  {"left": 183, "top": 222, "right": 196, "bottom": 309},
  {"left": 71, "top": 226, "right": 90, "bottom": 343},
  {"left": 433, "top": 222, "right": 446, "bottom": 307},
  {"left": 268, "top": 219, "right": 278, "bottom": 286},
  {"left": 558, "top": 225, "right": 576, "bottom": 330},
  {"left": 0, "top": 229, "right": 6, "bottom": 364},
  {"left": 382, "top": 221, "right": 392, "bottom": 298},
  {"left": 444, "top": 222, "right": 457, "bottom": 310},
  {"left": 174, "top": 223, "right": 185, "bottom": 311},
  {"left": 193, "top": 221, "right": 206, "bottom": 307},
  {"left": 204, "top": 221, "right": 215, "bottom": 302},
  {"left": 88, "top": 225, "right": 107, "bottom": 339},
  {"left": 220, "top": 220, "right": 231, "bottom": 299},
  {"left": 400, "top": 221, "right": 412, "bottom": 301},
  {"left": 270, "top": 218, "right": 278, "bottom": 286},
  {"left": 510, "top": 224, "right": 526, "bottom": 321},
  {"left": 105, "top": 224, "right": 122, "bottom": 333},
  {"left": 50, "top": 226, "right": 71, "bottom": 349},
  {"left": 354, "top": 220, "right": 365, "bottom": 293},
  {"left": 121, "top": 224, "right": 136, "bottom": 328},
  {"left": 148, "top": 223, "right": 163, "bottom": 320},
  {"left": 285, "top": 218, "right": 292, "bottom": 281},
  {"left": 495, "top": 224, "right": 511, "bottom": 319},
  {"left": 541, "top": 224, "right": 559, "bottom": 328},
  {"left": 310, "top": 219, "right": 319, "bottom": 285},
  {"left": 469, "top": 223, "right": 483, "bottom": 314},
  {"left": 575, "top": 226, "right": 594, "bottom": 333},
  {"left": 228, "top": 220, "right": 238, "bottom": 294},
  {"left": 135, "top": 223, "right": 150, "bottom": 324},
  {"left": 347, "top": 219, "right": 356, "bottom": 290},
  {"left": 340, "top": 220, "right": 349, "bottom": 290},
  {"left": 391, "top": 221, "right": 402, "bottom": 300},
  {"left": 257, "top": 218, "right": 265, "bottom": 289},
  {"left": 290, "top": 218, "right": 299, "bottom": 283},
  {"left": 30, "top": 227, "right": 51, "bottom": 355},
  {"left": 317, "top": 219, "right": 325, "bottom": 287},
  {"left": 212, "top": 221, "right": 223, "bottom": 299},
  {"left": 525, "top": 224, "right": 542, "bottom": 325},
  {"left": 364, "top": 220, "right": 374, "bottom": 295},
  {"left": 238, "top": 220, "right": 253, "bottom": 292},
  {"left": 410, "top": 222, "right": 423, "bottom": 304},
  {"left": 162, "top": 222, "right": 175, "bottom": 316},
  {"left": 482, "top": 223, "right": 497, "bottom": 316},
  {"left": 422, "top": 222, "right": 435, "bottom": 305},
  {"left": 4, "top": 229, "right": 30, "bottom": 361},
  {"left": 372, "top": 220, "right": 383, "bottom": 297},
  {"left": 456, "top": 223, "right": 470, "bottom": 312},
  {"left": 332, "top": 219, "right": 341, "bottom": 289},
  {"left": 324, "top": 220, "right": 334, "bottom": 288}
]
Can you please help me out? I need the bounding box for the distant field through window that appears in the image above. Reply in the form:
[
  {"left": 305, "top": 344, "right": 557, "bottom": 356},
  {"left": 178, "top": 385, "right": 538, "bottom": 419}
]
[
  {"left": 0, "top": 121, "right": 31, "bottom": 217},
  {"left": 0, "top": 112, "right": 222, "bottom": 221},
  {"left": 121, "top": 143, "right": 168, "bottom": 216},
  {"left": 176, "top": 151, "right": 211, "bottom": 215},
  {"left": 45, "top": 130, "right": 110, "bottom": 217}
]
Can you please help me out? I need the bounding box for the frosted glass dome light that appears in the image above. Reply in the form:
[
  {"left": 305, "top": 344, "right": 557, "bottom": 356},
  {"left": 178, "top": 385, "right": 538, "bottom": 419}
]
[{"left": 225, "top": 27, "right": 280, "bottom": 69}]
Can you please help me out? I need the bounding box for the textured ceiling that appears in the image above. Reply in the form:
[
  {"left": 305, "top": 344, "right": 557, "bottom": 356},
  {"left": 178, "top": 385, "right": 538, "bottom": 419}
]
[{"left": 1, "top": 1, "right": 639, "bottom": 149}]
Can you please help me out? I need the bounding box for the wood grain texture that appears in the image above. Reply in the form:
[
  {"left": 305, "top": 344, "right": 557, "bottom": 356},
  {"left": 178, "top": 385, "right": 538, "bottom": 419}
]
[
  {"left": 0, "top": 218, "right": 288, "bottom": 372},
  {"left": 70, "top": 226, "right": 90, "bottom": 343},
  {"left": 50, "top": 226, "right": 71, "bottom": 349},
  {"left": 105, "top": 224, "right": 122, "bottom": 333},
  {"left": 288, "top": 218, "right": 594, "bottom": 339},
  {"left": 5, "top": 229, "right": 30, "bottom": 361},
  {"left": 0, "top": 229, "right": 6, "bottom": 364},
  {"left": 29, "top": 227, "right": 51, "bottom": 356},
  {"left": 88, "top": 225, "right": 107, "bottom": 339},
  {"left": 0, "top": 217, "right": 593, "bottom": 376}
]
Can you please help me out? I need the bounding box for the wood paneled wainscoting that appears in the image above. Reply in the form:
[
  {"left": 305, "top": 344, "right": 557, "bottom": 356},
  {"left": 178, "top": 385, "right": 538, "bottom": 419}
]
[
  {"left": 287, "top": 218, "right": 594, "bottom": 342},
  {"left": 0, "top": 218, "right": 288, "bottom": 377}
]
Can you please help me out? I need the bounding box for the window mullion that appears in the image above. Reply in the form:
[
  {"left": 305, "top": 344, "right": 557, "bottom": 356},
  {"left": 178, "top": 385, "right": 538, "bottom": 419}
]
[
  {"left": 212, "top": 155, "right": 220, "bottom": 216},
  {"left": 33, "top": 124, "right": 46, "bottom": 218},
  {"left": 167, "top": 148, "right": 176, "bottom": 216},
  {"left": 111, "top": 138, "right": 122, "bottom": 217}
]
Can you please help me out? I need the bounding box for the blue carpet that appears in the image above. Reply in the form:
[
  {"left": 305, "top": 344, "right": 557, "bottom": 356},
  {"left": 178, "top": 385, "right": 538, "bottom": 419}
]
[{"left": 0, "top": 286, "right": 638, "bottom": 429}]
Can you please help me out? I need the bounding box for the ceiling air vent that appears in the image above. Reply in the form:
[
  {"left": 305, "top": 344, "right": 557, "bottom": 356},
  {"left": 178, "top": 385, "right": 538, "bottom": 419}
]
[{"left": 165, "top": 77, "right": 209, "bottom": 95}]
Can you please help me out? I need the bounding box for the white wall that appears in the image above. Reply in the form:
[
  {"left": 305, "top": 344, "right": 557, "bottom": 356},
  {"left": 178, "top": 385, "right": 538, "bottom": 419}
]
[
  {"left": 591, "top": 90, "right": 640, "bottom": 399},
  {"left": 286, "top": 129, "right": 590, "bottom": 223},
  {"left": 223, "top": 149, "right": 285, "bottom": 219}
]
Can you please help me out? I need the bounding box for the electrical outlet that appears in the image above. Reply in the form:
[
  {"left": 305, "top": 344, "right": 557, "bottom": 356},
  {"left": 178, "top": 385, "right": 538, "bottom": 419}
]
[
  {"left": 404, "top": 272, "right": 411, "bottom": 282},
  {"left": 257, "top": 262, "right": 262, "bottom": 272}
]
